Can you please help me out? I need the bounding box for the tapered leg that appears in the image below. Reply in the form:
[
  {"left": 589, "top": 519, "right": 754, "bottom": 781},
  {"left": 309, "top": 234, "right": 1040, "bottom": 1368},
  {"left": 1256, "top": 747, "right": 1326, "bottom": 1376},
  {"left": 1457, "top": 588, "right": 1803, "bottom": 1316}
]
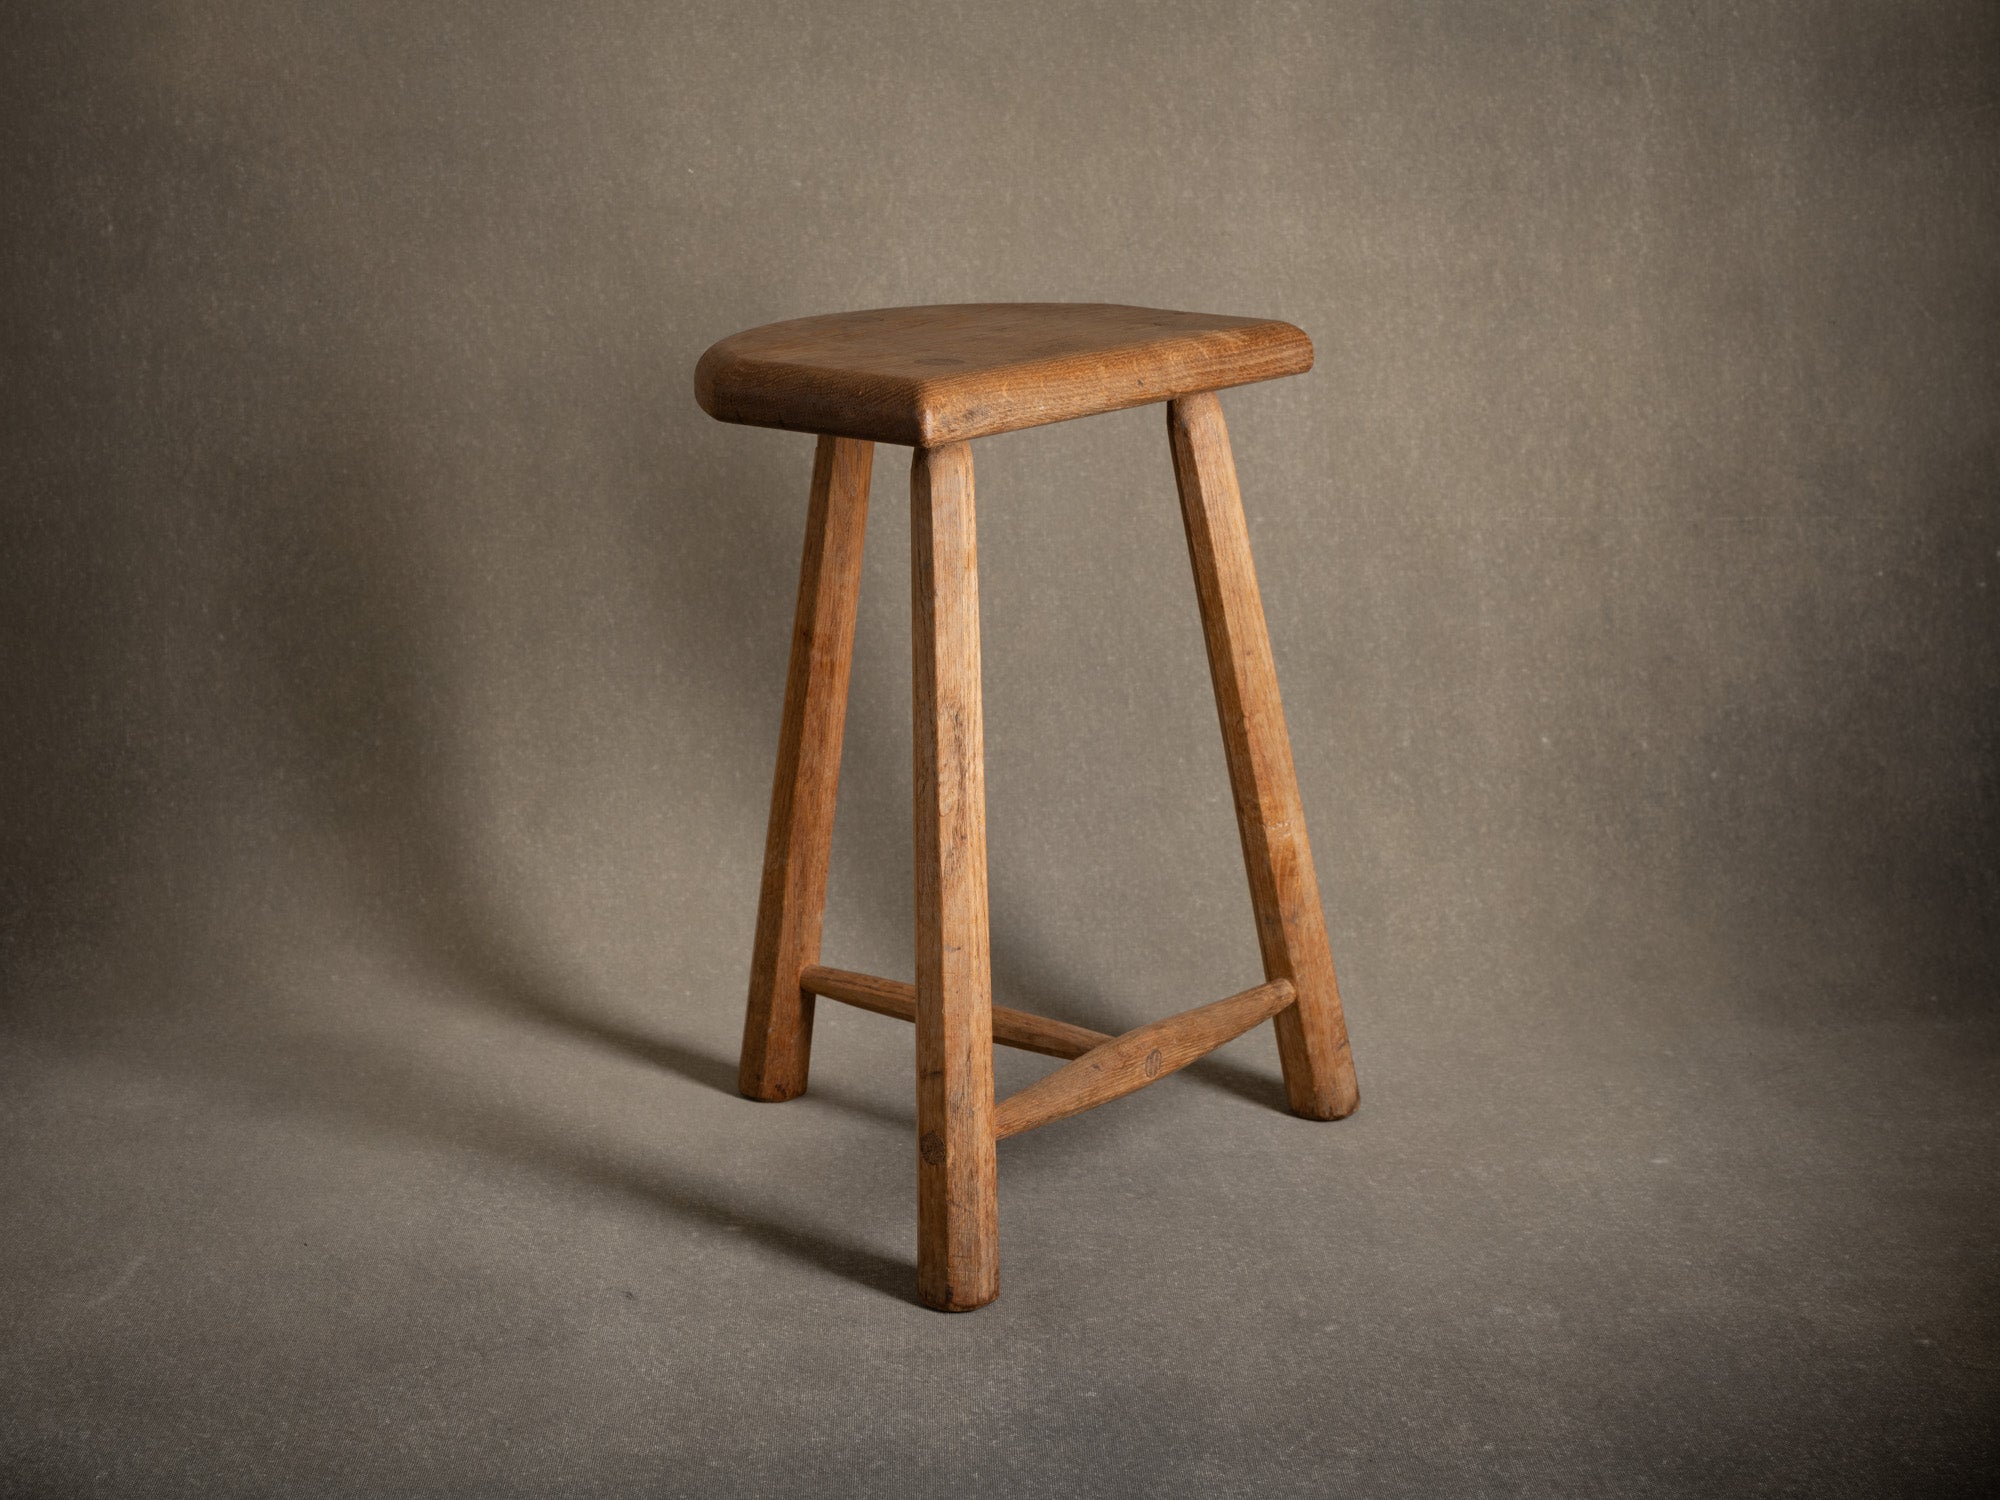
[
  {"left": 910, "top": 441, "right": 1000, "bottom": 1312},
  {"left": 1168, "top": 393, "right": 1360, "bottom": 1121},
  {"left": 739, "top": 435, "right": 874, "bottom": 1102}
]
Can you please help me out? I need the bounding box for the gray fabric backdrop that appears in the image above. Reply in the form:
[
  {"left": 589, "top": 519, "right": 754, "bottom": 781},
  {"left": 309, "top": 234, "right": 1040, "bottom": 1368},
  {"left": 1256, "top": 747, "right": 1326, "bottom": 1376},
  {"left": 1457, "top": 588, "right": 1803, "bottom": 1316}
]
[{"left": 4, "top": 3, "right": 1995, "bottom": 1495}]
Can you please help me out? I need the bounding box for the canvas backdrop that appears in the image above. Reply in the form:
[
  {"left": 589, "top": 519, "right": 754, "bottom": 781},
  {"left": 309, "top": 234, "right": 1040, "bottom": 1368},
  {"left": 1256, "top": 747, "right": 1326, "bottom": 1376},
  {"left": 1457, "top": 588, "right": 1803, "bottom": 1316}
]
[{"left": 4, "top": 3, "right": 1995, "bottom": 1495}]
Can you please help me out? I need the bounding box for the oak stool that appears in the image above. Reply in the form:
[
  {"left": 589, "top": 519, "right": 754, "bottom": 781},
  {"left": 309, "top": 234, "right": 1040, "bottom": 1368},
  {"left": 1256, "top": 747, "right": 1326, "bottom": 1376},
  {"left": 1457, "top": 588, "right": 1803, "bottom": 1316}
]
[{"left": 695, "top": 304, "right": 1359, "bottom": 1311}]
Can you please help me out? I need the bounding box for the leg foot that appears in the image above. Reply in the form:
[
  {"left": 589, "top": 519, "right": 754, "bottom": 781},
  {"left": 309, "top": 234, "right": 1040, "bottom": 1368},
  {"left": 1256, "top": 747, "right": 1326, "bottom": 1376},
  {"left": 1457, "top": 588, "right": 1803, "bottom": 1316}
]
[
  {"left": 1169, "top": 393, "right": 1359, "bottom": 1121},
  {"left": 911, "top": 441, "right": 1000, "bottom": 1310},
  {"left": 739, "top": 435, "right": 873, "bottom": 1102}
]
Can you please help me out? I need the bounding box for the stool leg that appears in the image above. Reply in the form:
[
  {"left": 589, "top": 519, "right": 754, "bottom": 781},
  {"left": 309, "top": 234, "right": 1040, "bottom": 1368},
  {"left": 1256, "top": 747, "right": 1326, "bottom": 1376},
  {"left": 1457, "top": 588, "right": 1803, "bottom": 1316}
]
[
  {"left": 910, "top": 441, "right": 1000, "bottom": 1311},
  {"left": 739, "top": 435, "right": 874, "bottom": 1102},
  {"left": 1168, "top": 393, "right": 1360, "bottom": 1121}
]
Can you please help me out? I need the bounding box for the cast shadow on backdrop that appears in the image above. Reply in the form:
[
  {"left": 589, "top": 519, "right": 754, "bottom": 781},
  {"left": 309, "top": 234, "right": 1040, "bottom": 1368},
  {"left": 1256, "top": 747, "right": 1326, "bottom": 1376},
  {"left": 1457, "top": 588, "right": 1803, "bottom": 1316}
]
[{"left": 209, "top": 409, "right": 913, "bottom": 1300}]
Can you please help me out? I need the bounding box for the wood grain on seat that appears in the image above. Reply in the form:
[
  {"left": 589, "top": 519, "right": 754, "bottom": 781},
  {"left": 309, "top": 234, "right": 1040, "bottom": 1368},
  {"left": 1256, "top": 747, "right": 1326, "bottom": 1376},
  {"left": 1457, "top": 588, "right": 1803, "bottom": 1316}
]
[{"left": 695, "top": 303, "right": 1312, "bottom": 446}]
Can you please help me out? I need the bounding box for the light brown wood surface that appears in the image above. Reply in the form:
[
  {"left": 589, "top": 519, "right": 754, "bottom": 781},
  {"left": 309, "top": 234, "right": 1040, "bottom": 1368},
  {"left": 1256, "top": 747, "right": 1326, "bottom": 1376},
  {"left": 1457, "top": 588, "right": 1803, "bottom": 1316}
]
[
  {"left": 717, "top": 307, "right": 1354, "bottom": 1311},
  {"left": 993, "top": 979, "right": 1298, "bottom": 1139},
  {"left": 1169, "top": 392, "right": 1359, "bottom": 1120},
  {"left": 800, "top": 965, "right": 1113, "bottom": 1060},
  {"left": 910, "top": 441, "right": 1000, "bottom": 1312},
  {"left": 738, "top": 435, "right": 873, "bottom": 1102},
  {"left": 696, "top": 304, "right": 1312, "bottom": 447}
]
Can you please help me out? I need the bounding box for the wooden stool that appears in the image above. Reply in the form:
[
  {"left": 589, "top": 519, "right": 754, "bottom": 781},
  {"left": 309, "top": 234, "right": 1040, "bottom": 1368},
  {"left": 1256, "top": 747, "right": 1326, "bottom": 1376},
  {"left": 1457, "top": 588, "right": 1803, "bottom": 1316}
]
[{"left": 695, "top": 304, "right": 1359, "bottom": 1311}]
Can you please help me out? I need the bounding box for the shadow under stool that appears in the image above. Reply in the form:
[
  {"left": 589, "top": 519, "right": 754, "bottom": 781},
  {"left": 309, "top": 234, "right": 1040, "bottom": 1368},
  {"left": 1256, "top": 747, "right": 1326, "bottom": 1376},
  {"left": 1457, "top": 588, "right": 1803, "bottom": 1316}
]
[{"left": 694, "top": 302, "right": 1360, "bottom": 1311}]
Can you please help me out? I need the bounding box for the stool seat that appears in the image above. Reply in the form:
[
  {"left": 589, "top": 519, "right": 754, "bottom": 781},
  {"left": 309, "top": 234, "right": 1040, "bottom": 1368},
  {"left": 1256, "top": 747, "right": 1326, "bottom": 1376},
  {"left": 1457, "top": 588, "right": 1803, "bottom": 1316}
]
[{"left": 695, "top": 302, "right": 1313, "bottom": 447}]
